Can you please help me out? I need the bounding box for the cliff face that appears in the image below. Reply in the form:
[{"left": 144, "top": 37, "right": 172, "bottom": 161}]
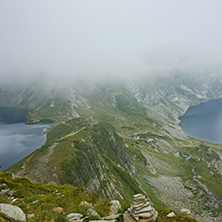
[{"left": 2, "top": 70, "right": 222, "bottom": 221}]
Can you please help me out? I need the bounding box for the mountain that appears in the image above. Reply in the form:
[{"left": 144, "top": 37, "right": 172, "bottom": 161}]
[{"left": 1, "top": 68, "right": 222, "bottom": 222}]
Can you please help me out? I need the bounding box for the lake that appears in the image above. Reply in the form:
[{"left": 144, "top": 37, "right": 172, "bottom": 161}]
[
  {"left": 0, "top": 107, "right": 50, "bottom": 171},
  {"left": 179, "top": 98, "right": 222, "bottom": 144}
]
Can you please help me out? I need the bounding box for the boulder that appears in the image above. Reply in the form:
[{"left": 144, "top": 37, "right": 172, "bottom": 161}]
[{"left": 0, "top": 203, "right": 26, "bottom": 222}]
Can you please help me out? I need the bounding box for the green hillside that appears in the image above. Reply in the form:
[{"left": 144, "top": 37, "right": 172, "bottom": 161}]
[{"left": 1, "top": 72, "right": 222, "bottom": 221}]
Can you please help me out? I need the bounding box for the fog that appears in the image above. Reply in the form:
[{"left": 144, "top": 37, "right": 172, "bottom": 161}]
[{"left": 1, "top": 0, "right": 222, "bottom": 83}]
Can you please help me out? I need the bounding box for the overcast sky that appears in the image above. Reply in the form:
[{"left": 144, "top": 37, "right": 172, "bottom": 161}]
[{"left": 1, "top": 0, "right": 222, "bottom": 82}]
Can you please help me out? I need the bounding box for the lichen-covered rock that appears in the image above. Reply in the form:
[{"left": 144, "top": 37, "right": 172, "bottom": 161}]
[{"left": 0, "top": 204, "right": 26, "bottom": 222}]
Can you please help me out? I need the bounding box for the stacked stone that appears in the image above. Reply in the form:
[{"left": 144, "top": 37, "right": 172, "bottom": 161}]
[{"left": 128, "top": 194, "right": 158, "bottom": 222}]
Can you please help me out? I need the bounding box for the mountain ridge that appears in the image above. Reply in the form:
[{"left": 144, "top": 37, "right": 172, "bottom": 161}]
[{"left": 1, "top": 70, "right": 222, "bottom": 221}]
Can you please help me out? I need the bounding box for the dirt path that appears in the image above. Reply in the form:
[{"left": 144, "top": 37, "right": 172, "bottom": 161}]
[{"left": 56, "top": 126, "right": 86, "bottom": 141}]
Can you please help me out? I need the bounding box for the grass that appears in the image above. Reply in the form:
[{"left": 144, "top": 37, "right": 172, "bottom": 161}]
[
  {"left": 156, "top": 208, "right": 199, "bottom": 222},
  {"left": 0, "top": 172, "right": 111, "bottom": 221}
]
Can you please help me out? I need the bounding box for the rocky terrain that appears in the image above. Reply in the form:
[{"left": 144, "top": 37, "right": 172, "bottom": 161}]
[
  {"left": 0, "top": 172, "right": 199, "bottom": 221},
  {"left": 1, "top": 69, "right": 222, "bottom": 221}
]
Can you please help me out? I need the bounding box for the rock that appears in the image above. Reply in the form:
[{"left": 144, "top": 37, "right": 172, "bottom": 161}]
[
  {"left": 10, "top": 198, "right": 17, "bottom": 204},
  {"left": 89, "top": 220, "right": 116, "bottom": 222},
  {"left": 66, "top": 213, "right": 83, "bottom": 221},
  {"left": 134, "top": 206, "right": 153, "bottom": 214},
  {"left": 31, "top": 200, "right": 39, "bottom": 204},
  {"left": 0, "top": 189, "right": 15, "bottom": 197},
  {"left": 27, "top": 213, "right": 35, "bottom": 219},
  {"left": 167, "top": 212, "right": 175, "bottom": 217},
  {"left": 123, "top": 212, "right": 137, "bottom": 222},
  {"left": 53, "top": 207, "right": 64, "bottom": 214},
  {"left": 0, "top": 203, "right": 26, "bottom": 222},
  {"left": 86, "top": 208, "right": 100, "bottom": 218},
  {"left": 181, "top": 208, "right": 191, "bottom": 215},
  {"left": 138, "top": 211, "right": 158, "bottom": 222},
  {"left": 79, "top": 201, "right": 92, "bottom": 208},
  {"left": 128, "top": 194, "right": 158, "bottom": 222},
  {"left": 110, "top": 200, "right": 121, "bottom": 215}
]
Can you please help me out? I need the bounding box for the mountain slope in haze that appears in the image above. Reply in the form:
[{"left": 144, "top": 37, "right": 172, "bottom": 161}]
[{"left": 1, "top": 69, "right": 222, "bottom": 222}]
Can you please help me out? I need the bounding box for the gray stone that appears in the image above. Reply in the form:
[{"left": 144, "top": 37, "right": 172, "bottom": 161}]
[
  {"left": 27, "top": 213, "right": 35, "bottom": 219},
  {"left": 86, "top": 208, "right": 100, "bottom": 218},
  {"left": 128, "top": 194, "right": 158, "bottom": 222},
  {"left": 181, "top": 208, "right": 191, "bottom": 215},
  {"left": 132, "top": 211, "right": 154, "bottom": 219},
  {"left": 133, "top": 194, "right": 144, "bottom": 199},
  {"left": 66, "top": 213, "right": 83, "bottom": 220},
  {"left": 134, "top": 206, "right": 153, "bottom": 214},
  {"left": 167, "top": 212, "right": 175, "bottom": 217},
  {"left": 110, "top": 200, "right": 121, "bottom": 215},
  {"left": 133, "top": 202, "right": 150, "bottom": 211},
  {"left": 139, "top": 211, "right": 158, "bottom": 222},
  {"left": 0, "top": 189, "right": 15, "bottom": 197},
  {"left": 0, "top": 203, "right": 26, "bottom": 221},
  {"left": 31, "top": 200, "right": 39, "bottom": 204},
  {"left": 123, "top": 212, "right": 137, "bottom": 222}
]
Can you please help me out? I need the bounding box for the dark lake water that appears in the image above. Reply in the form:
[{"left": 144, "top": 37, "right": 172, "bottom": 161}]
[
  {"left": 0, "top": 122, "right": 49, "bottom": 171},
  {"left": 0, "top": 108, "right": 50, "bottom": 171},
  {"left": 179, "top": 98, "right": 222, "bottom": 144}
]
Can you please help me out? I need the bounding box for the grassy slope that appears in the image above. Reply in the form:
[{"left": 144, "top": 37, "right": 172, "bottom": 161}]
[{"left": 0, "top": 172, "right": 199, "bottom": 222}]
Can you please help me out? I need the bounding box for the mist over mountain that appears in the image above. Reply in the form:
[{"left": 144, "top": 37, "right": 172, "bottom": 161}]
[
  {"left": 1, "top": 1, "right": 222, "bottom": 221},
  {"left": 1, "top": 1, "right": 222, "bottom": 84}
]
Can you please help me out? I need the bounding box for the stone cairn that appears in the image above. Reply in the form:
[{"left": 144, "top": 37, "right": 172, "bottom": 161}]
[{"left": 124, "top": 194, "right": 158, "bottom": 222}]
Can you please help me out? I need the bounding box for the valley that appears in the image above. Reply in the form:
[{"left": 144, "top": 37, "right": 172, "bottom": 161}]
[{"left": 1, "top": 70, "right": 222, "bottom": 221}]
